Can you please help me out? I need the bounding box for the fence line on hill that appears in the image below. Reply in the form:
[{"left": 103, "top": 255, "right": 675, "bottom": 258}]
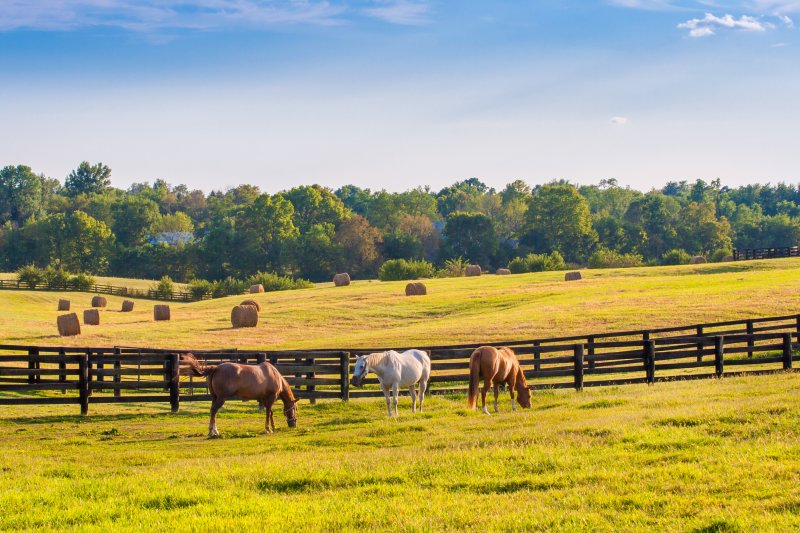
[
  {"left": 0, "top": 312, "right": 799, "bottom": 415},
  {"left": 733, "top": 246, "right": 800, "bottom": 261},
  {"left": 0, "top": 279, "right": 204, "bottom": 302}
]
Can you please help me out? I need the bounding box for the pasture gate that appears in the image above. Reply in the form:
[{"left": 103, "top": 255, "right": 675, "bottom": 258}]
[{"left": 0, "top": 313, "right": 799, "bottom": 414}]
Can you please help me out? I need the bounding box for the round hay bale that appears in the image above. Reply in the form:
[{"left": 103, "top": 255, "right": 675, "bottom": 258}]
[
  {"left": 465, "top": 265, "right": 482, "bottom": 277},
  {"left": 91, "top": 295, "right": 107, "bottom": 308},
  {"left": 496, "top": 268, "right": 511, "bottom": 276},
  {"left": 564, "top": 271, "right": 582, "bottom": 281},
  {"left": 722, "top": 255, "right": 734, "bottom": 262},
  {"left": 83, "top": 308, "right": 100, "bottom": 326},
  {"left": 405, "top": 282, "right": 427, "bottom": 296},
  {"left": 154, "top": 304, "right": 171, "bottom": 321},
  {"left": 231, "top": 305, "right": 259, "bottom": 328},
  {"left": 249, "top": 284, "right": 265, "bottom": 294},
  {"left": 121, "top": 300, "right": 134, "bottom": 312},
  {"left": 57, "top": 313, "right": 81, "bottom": 337},
  {"left": 333, "top": 273, "right": 351, "bottom": 286},
  {"left": 57, "top": 299, "right": 70, "bottom": 311},
  {"left": 690, "top": 256, "right": 707, "bottom": 264},
  {"left": 240, "top": 299, "right": 261, "bottom": 312}
]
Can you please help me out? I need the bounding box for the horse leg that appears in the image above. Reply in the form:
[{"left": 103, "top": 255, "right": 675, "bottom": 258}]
[
  {"left": 392, "top": 384, "right": 400, "bottom": 416},
  {"left": 418, "top": 380, "right": 426, "bottom": 413},
  {"left": 264, "top": 397, "right": 275, "bottom": 434},
  {"left": 382, "top": 386, "right": 393, "bottom": 417},
  {"left": 209, "top": 396, "right": 225, "bottom": 437},
  {"left": 480, "top": 379, "right": 491, "bottom": 415},
  {"left": 508, "top": 375, "right": 517, "bottom": 412},
  {"left": 493, "top": 383, "right": 500, "bottom": 413},
  {"left": 409, "top": 385, "right": 417, "bottom": 413}
]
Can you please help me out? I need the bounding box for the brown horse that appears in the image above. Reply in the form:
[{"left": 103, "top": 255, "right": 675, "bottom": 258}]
[
  {"left": 467, "top": 346, "right": 532, "bottom": 414},
  {"left": 181, "top": 354, "right": 298, "bottom": 436}
]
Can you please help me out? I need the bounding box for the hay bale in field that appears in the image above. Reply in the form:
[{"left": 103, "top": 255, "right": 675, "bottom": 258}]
[
  {"left": 405, "top": 282, "right": 427, "bottom": 296},
  {"left": 240, "top": 299, "right": 261, "bottom": 312},
  {"left": 121, "top": 300, "right": 134, "bottom": 312},
  {"left": 722, "top": 255, "right": 734, "bottom": 262},
  {"left": 57, "top": 299, "right": 70, "bottom": 311},
  {"left": 231, "top": 305, "right": 259, "bottom": 328},
  {"left": 154, "top": 304, "right": 171, "bottom": 321},
  {"left": 83, "top": 308, "right": 100, "bottom": 326},
  {"left": 333, "top": 273, "right": 351, "bottom": 286},
  {"left": 57, "top": 313, "right": 81, "bottom": 337},
  {"left": 249, "top": 284, "right": 265, "bottom": 294},
  {"left": 91, "top": 295, "right": 107, "bottom": 308},
  {"left": 564, "top": 271, "right": 582, "bottom": 281},
  {"left": 690, "top": 256, "right": 707, "bottom": 264},
  {"left": 496, "top": 268, "right": 511, "bottom": 275},
  {"left": 465, "top": 265, "right": 482, "bottom": 277}
]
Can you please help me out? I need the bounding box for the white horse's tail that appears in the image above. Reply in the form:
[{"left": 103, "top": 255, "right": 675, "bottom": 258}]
[{"left": 467, "top": 348, "right": 482, "bottom": 409}]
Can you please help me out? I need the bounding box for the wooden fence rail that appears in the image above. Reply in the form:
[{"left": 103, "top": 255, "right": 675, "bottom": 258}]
[
  {"left": 733, "top": 246, "right": 800, "bottom": 261},
  {"left": 0, "top": 279, "right": 204, "bottom": 302},
  {"left": 1, "top": 312, "right": 799, "bottom": 414}
]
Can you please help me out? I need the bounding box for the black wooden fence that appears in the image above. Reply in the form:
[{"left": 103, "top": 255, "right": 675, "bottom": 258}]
[
  {"left": 1, "top": 313, "right": 799, "bottom": 414},
  {"left": 0, "top": 279, "right": 203, "bottom": 302},
  {"left": 733, "top": 246, "right": 800, "bottom": 261}
]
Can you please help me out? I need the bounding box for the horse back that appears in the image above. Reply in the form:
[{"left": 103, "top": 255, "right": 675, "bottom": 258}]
[{"left": 209, "top": 361, "right": 283, "bottom": 400}]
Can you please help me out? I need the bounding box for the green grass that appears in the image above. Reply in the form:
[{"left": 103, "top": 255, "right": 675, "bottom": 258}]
[
  {"left": 2, "top": 373, "right": 800, "bottom": 530},
  {"left": 1, "top": 258, "right": 800, "bottom": 350}
]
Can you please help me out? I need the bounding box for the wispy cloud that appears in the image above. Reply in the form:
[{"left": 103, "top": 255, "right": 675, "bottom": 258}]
[
  {"left": 363, "top": 0, "right": 430, "bottom": 25},
  {"left": 677, "top": 13, "right": 770, "bottom": 36},
  {"left": 0, "top": 1, "right": 431, "bottom": 32},
  {"left": 610, "top": 116, "right": 629, "bottom": 125}
]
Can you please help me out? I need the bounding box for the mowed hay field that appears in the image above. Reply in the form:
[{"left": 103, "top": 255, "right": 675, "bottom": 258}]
[
  {"left": 1, "top": 258, "right": 800, "bottom": 349},
  {"left": 2, "top": 374, "right": 800, "bottom": 530},
  {"left": 2, "top": 260, "right": 800, "bottom": 530}
]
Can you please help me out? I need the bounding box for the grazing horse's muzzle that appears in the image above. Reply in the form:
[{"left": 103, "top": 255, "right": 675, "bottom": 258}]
[{"left": 351, "top": 373, "right": 365, "bottom": 387}]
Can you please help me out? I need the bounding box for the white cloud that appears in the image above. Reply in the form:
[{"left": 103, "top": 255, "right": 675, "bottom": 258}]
[
  {"left": 678, "top": 12, "right": 770, "bottom": 37},
  {"left": 363, "top": 1, "right": 429, "bottom": 25},
  {"left": 611, "top": 116, "right": 629, "bottom": 125},
  {"left": 778, "top": 13, "right": 795, "bottom": 26}
]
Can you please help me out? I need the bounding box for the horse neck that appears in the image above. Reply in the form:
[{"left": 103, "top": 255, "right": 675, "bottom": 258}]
[
  {"left": 278, "top": 377, "right": 296, "bottom": 404},
  {"left": 365, "top": 352, "right": 389, "bottom": 374}
]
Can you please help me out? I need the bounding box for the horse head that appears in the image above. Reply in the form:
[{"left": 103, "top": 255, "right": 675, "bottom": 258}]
[
  {"left": 351, "top": 355, "right": 368, "bottom": 387},
  {"left": 516, "top": 382, "right": 532, "bottom": 409},
  {"left": 283, "top": 399, "right": 299, "bottom": 428}
]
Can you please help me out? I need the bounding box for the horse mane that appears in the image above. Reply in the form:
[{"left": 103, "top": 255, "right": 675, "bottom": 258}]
[
  {"left": 364, "top": 351, "right": 391, "bottom": 370},
  {"left": 280, "top": 374, "right": 297, "bottom": 403}
]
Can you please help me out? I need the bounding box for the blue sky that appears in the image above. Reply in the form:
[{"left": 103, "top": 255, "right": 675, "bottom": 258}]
[{"left": 0, "top": 1, "right": 798, "bottom": 192}]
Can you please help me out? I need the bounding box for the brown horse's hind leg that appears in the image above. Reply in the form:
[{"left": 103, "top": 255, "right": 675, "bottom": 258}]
[
  {"left": 209, "top": 397, "right": 225, "bottom": 437},
  {"left": 508, "top": 376, "right": 517, "bottom": 412},
  {"left": 493, "top": 383, "right": 500, "bottom": 413},
  {"left": 480, "top": 379, "right": 492, "bottom": 415},
  {"left": 264, "top": 396, "right": 276, "bottom": 434}
]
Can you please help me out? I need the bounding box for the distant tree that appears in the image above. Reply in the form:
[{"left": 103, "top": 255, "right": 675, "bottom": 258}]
[
  {"left": 283, "top": 185, "right": 350, "bottom": 232},
  {"left": 674, "top": 202, "right": 732, "bottom": 255},
  {"left": 521, "top": 185, "right": 597, "bottom": 262},
  {"left": 624, "top": 193, "right": 681, "bottom": 258},
  {"left": 23, "top": 211, "right": 114, "bottom": 272},
  {"left": 335, "top": 185, "right": 373, "bottom": 216},
  {"left": 0, "top": 165, "right": 44, "bottom": 225},
  {"left": 334, "top": 215, "right": 383, "bottom": 277},
  {"left": 442, "top": 211, "right": 498, "bottom": 267},
  {"left": 501, "top": 179, "right": 532, "bottom": 205},
  {"left": 111, "top": 196, "right": 161, "bottom": 248},
  {"left": 64, "top": 161, "right": 111, "bottom": 197}
]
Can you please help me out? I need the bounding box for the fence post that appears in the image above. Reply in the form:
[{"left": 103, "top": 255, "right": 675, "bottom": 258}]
[
  {"left": 533, "top": 342, "right": 541, "bottom": 372},
  {"left": 306, "top": 356, "right": 316, "bottom": 405},
  {"left": 79, "top": 352, "right": 89, "bottom": 415},
  {"left": 59, "top": 348, "right": 67, "bottom": 394},
  {"left": 746, "top": 320, "right": 755, "bottom": 358},
  {"left": 645, "top": 340, "right": 655, "bottom": 385},
  {"left": 113, "top": 348, "right": 122, "bottom": 398},
  {"left": 86, "top": 349, "right": 93, "bottom": 397},
  {"left": 782, "top": 333, "right": 793, "bottom": 370},
  {"left": 696, "top": 326, "right": 704, "bottom": 363},
  {"left": 587, "top": 336, "right": 595, "bottom": 370},
  {"left": 96, "top": 350, "right": 105, "bottom": 392},
  {"left": 714, "top": 336, "right": 724, "bottom": 378},
  {"left": 573, "top": 344, "right": 584, "bottom": 392},
  {"left": 169, "top": 353, "right": 180, "bottom": 413},
  {"left": 28, "top": 348, "right": 39, "bottom": 384},
  {"left": 340, "top": 351, "right": 350, "bottom": 401}
]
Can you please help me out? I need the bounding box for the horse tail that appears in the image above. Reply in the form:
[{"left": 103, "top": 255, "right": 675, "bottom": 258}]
[
  {"left": 180, "top": 353, "right": 219, "bottom": 390},
  {"left": 467, "top": 348, "right": 482, "bottom": 409}
]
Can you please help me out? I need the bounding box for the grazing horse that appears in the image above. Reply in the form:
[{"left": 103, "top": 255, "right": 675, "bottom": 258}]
[
  {"left": 351, "top": 349, "right": 431, "bottom": 417},
  {"left": 467, "top": 346, "right": 532, "bottom": 414},
  {"left": 181, "top": 354, "right": 298, "bottom": 436}
]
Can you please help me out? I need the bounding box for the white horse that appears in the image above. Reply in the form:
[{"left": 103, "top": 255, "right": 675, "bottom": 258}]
[{"left": 351, "top": 349, "right": 431, "bottom": 416}]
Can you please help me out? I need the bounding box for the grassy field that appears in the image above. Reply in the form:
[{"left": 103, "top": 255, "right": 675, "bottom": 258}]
[
  {"left": 1, "top": 373, "right": 800, "bottom": 530},
  {"left": 1, "top": 258, "right": 799, "bottom": 350},
  {"left": 0, "top": 272, "right": 188, "bottom": 291}
]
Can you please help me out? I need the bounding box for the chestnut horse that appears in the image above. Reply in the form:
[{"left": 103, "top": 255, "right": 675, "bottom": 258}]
[
  {"left": 181, "top": 354, "right": 298, "bottom": 436},
  {"left": 467, "top": 346, "right": 532, "bottom": 414}
]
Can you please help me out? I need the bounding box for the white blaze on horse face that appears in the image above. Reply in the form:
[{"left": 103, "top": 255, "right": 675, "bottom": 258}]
[{"left": 352, "top": 356, "right": 367, "bottom": 386}]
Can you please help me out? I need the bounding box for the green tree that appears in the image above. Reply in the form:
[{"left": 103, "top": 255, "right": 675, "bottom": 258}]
[
  {"left": 0, "top": 165, "right": 44, "bottom": 225},
  {"left": 64, "top": 161, "right": 112, "bottom": 197},
  {"left": 111, "top": 196, "right": 161, "bottom": 248},
  {"left": 283, "top": 185, "right": 350, "bottom": 232},
  {"left": 674, "top": 202, "right": 732, "bottom": 255},
  {"left": 334, "top": 215, "right": 383, "bottom": 277},
  {"left": 522, "top": 184, "right": 597, "bottom": 262},
  {"left": 624, "top": 193, "right": 681, "bottom": 259},
  {"left": 23, "top": 211, "right": 114, "bottom": 272},
  {"left": 442, "top": 212, "right": 499, "bottom": 267}
]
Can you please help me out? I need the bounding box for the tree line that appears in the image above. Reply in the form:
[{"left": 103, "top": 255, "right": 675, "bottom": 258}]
[{"left": 1, "top": 162, "right": 799, "bottom": 283}]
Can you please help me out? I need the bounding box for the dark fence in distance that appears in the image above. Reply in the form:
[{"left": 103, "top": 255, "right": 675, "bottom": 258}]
[
  {"left": 733, "top": 246, "right": 800, "bottom": 261},
  {"left": 1, "top": 313, "right": 799, "bottom": 414},
  {"left": 0, "top": 279, "right": 204, "bottom": 302}
]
